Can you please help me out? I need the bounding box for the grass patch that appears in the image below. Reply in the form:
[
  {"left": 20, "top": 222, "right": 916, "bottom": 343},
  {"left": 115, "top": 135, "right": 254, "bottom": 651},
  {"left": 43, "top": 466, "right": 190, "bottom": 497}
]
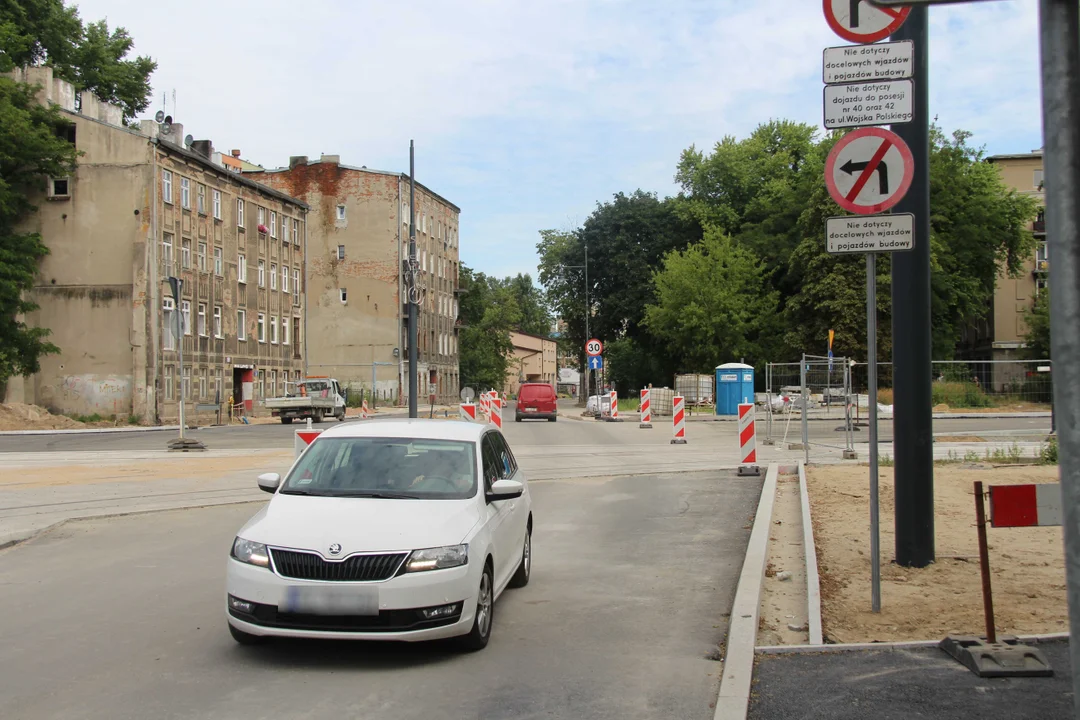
[
  {"left": 932, "top": 381, "right": 993, "bottom": 409},
  {"left": 127, "top": 414, "right": 141, "bottom": 425},
  {"left": 69, "top": 413, "right": 106, "bottom": 423}
]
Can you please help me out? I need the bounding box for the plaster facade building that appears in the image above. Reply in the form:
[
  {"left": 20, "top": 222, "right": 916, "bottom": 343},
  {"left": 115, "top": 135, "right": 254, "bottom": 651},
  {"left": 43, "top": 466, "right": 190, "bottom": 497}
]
[
  {"left": 958, "top": 149, "right": 1046, "bottom": 389},
  {"left": 248, "top": 157, "right": 462, "bottom": 406},
  {"left": 4, "top": 66, "right": 308, "bottom": 422},
  {"left": 505, "top": 332, "right": 558, "bottom": 397}
]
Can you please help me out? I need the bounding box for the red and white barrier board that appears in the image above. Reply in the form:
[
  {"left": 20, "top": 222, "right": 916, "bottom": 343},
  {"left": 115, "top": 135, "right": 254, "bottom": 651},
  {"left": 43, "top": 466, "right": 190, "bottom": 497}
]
[
  {"left": 671, "top": 395, "right": 687, "bottom": 444},
  {"left": 294, "top": 428, "right": 322, "bottom": 459},
  {"left": 490, "top": 395, "right": 502, "bottom": 429},
  {"left": 639, "top": 388, "right": 652, "bottom": 428},
  {"left": 989, "top": 483, "right": 1063, "bottom": 528},
  {"left": 361, "top": 398, "right": 370, "bottom": 420},
  {"left": 609, "top": 390, "right": 618, "bottom": 420},
  {"left": 738, "top": 403, "right": 757, "bottom": 464},
  {"left": 460, "top": 403, "right": 477, "bottom": 422}
]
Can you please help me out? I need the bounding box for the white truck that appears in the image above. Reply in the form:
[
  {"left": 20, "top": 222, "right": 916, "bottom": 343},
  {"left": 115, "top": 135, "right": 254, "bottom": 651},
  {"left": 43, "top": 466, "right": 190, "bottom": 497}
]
[{"left": 265, "top": 377, "right": 348, "bottom": 424}]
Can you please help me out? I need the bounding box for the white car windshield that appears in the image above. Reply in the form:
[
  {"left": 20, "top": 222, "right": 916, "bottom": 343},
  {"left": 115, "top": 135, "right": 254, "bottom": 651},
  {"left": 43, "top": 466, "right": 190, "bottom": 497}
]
[{"left": 281, "top": 437, "right": 478, "bottom": 500}]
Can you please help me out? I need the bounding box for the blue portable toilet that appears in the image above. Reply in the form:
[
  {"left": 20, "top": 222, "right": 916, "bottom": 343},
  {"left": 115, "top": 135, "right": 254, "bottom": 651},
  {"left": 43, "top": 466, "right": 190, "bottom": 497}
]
[{"left": 715, "top": 363, "right": 755, "bottom": 416}]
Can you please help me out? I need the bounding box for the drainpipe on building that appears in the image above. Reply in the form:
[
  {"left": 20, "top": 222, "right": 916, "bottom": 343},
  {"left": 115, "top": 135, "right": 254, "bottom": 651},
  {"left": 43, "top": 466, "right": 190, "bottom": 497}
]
[
  {"left": 150, "top": 139, "right": 161, "bottom": 424},
  {"left": 397, "top": 177, "right": 405, "bottom": 405}
]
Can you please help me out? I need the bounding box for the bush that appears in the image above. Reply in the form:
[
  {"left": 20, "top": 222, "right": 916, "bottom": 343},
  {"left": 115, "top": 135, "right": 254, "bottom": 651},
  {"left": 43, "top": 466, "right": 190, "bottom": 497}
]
[
  {"left": 1041, "top": 436, "right": 1059, "bottom": 465},
  {"left": 877, "top": 389, "right": 894, "bottom": 405},
  {"left": 931, "top": 381, "right": 992, "bottom": 408}
]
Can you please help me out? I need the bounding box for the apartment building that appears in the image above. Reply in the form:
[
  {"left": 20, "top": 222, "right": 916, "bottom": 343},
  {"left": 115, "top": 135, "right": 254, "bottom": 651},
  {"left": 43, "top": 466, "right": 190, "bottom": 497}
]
[
  {"left": 4, "top": 66, "right": 308, "bottom": 421},
  {"left": 248, "top": 156, "right": 462, "bottom": 405},
  {"left": 958, "top": 149, "right": 1046, "bottom": 387},
  {"left": 505, "top": 332, "right": 558, "bottom": 397}
]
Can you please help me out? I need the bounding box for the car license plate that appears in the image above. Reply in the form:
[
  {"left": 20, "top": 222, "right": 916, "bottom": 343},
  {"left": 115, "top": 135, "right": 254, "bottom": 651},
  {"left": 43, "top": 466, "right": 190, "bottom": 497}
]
[
  {"left": 282, "top": 586, "right": 379, "bottom": 616},
  {"left": 524, "top": 407, "right": 536, "bottom": 412}
]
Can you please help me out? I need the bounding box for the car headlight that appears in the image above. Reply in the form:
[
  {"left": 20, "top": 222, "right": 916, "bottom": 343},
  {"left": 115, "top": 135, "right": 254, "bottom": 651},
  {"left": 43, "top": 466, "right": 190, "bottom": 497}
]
[
  {"left": 404, "top": 544, "right": 468, "bottom": 573},
  {"left": 231, "top": 537, "right": 270, "bottom": 568}
]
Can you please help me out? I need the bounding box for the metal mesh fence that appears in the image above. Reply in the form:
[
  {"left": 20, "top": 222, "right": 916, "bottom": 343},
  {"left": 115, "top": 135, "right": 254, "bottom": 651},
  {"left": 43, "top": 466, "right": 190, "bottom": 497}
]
[{"left": 849, "top": 360, "right": 1053, "bottom": 409}]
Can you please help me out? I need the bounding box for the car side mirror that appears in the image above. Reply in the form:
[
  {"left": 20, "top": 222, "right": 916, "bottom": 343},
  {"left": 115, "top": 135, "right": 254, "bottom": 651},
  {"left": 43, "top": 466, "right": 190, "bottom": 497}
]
[
  {"left": 486, "top": 478, "right": 523, "bottom": 502},
  {"left": 257, "top": 472, "right": 281, "bottom": 493}
]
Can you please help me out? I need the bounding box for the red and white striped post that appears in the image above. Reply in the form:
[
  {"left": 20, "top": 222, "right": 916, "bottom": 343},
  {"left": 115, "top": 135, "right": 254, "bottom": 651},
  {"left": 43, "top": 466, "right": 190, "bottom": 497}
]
[
  {"left": 639, "top": 388, "right": 652, "bottom": 429},
  {"left": 671, "top": 395, "right": 687, "bottom": 444},
  {"left": 479, "top": 391, "right": 489, "bottom": 419},
  {"left": 490, "top": 394, "right": 502, "bottom": 429},
  {"left": 361, "top": 397, "right": 370, "bottom": 420},
  {"left": 609, "top": 390, "right": 618, "bottom": 421},
  {"left": 460, "top": 403, "right": 477, "bottom": 422},
  {"left": 737, "top": 403, "right": 760, "bottom": 476}
]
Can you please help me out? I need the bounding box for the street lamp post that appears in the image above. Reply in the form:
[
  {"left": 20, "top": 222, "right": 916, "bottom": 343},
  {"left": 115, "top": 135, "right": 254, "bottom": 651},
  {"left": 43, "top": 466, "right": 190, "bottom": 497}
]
[{"left": 167, "top": 276, "right": 205, "bottom": 451}]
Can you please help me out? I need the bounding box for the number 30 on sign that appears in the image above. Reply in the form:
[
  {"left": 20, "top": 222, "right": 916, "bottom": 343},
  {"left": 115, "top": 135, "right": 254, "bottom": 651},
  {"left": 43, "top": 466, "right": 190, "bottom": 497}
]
[{"left": 585, "top": 339, "right": 603, "bottom": 356}]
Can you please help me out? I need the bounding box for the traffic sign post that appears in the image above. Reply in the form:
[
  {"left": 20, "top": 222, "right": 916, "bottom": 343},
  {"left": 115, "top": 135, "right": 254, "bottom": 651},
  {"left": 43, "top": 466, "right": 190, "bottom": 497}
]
[
  {"left": 588, "top": 355, "right": 603, "bottom": 371},
  {"left": 823, "top": 40, "right": 913, "bottom": 83},
  {"left": 585, "top": 339, "right": 603, "bottom": 356},
  {"left": 824, "top": 79, "right": 913, "bottom": 130}
]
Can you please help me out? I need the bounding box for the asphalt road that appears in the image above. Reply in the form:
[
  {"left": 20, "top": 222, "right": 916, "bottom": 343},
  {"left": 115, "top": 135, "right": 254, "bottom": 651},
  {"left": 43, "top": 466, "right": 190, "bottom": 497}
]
[
  {"left": 0, "top": 405, "right": 1050, "bottom": 453},
  {"left": 0, "top": 468, "right": 761, "bottom": 720}
]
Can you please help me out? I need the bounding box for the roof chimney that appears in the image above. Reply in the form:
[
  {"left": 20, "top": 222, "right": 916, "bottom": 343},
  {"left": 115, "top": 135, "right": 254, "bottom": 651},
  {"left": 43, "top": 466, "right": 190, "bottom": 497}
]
[
  {"left": 320, "top": 154, "right": 340, "bottom": 165},
  {"left": 191, "top": 140, "right": 213, "bottom": 158},
  {"left": 289, "top": 156, "right": 308, "bottom": 169},
  {"left": 231, "top": 149, "right": 241, "bottom": 158}
]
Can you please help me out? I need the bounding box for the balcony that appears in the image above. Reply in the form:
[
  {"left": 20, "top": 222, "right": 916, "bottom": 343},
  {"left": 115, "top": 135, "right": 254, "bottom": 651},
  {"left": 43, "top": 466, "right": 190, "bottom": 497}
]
[
  {"left": 1033, "top": 219, "right": 1045, "bottom": 234},
  {"left": 1034, "top": 260, "right": 1049, "bottom": 275}
]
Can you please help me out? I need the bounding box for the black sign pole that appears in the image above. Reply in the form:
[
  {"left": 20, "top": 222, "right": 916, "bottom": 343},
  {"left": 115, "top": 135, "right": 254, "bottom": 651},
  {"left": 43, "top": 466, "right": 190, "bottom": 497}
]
[{"left": 890, "top": 7, "right": 935, "bottom": 567}]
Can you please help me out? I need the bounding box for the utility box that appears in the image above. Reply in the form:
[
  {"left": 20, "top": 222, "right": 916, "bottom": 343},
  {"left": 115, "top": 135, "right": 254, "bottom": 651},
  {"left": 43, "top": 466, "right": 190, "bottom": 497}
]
[{"left": 716, "top": 363, "right": 755, "bottom": 416}]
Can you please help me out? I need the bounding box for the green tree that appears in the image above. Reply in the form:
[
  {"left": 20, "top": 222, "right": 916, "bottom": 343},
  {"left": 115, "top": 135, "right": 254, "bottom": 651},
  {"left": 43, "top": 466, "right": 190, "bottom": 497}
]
[
  {"left": 457, "top": 266, "right": 520, "bottom": 392},
  {"left": 644, "top": 228, "right": 779, "bottom": 372},
  {"left": 501, "top": 273, "right": 551, "bottom": 337},
  {"left": 0, "top": 76, "right": 78, "bottom": 385},
  {"left": 0, "top": 1, "right": 156, "bottom": 123},
  {"left": 1023, "top": 289, "right": 1051, "bottom": 360}
]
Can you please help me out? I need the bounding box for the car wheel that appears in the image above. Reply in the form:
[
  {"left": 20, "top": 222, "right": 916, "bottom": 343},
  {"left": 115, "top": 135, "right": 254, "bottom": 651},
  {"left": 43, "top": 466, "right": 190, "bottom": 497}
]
[
  {"left": 515, "top": 414, "right": 522, "bottom": 422},
  {"left": 280, "top": 417, "right": 293, "bottom": 425},
  {"left": 509, "top": 526, "right": 531, "bottom": 588},
  {"left": 458, "top": 563, "right": 494, "bottom": 652},
  {"left": 313, "top": 410, "right": 324, "bottom": 423},
  {"left": 228, "top": 623, "right": 266, "bottom": 646},
  {"left": 548, "top": 415, "right": 557, "bottom": 422}
]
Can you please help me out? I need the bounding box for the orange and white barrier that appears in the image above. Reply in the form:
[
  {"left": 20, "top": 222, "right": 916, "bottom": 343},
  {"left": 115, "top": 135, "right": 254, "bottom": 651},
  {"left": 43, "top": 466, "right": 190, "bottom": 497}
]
[
  {"left": 738, "top": 403, "right": 757, "bottom": 464},
  {"left": 479, "top": 392, "right": 489, "bottom": 418},
  {"left": 294, "top": 426, "right": 322, "bottom": 459},
  {"left": 460, "top": 403, "right": 477, "bottom": 422},
  {"left": 609, "top": 390, "right": 618, "bottom": 420},
  {"left": 671, "top": 395, "right": 687, "bottom": 444},
  {"left": 990, "top": 483, "right": 1063, "bottom": 527},
  {"left": 490, "top": 395, "right": 502, "bottom": 429},
  {"left": 639, "top": 388, "right": 652, "bottom": 428},
  {"left": 361, "top": 397, "right": 370, "bottom": 419}
]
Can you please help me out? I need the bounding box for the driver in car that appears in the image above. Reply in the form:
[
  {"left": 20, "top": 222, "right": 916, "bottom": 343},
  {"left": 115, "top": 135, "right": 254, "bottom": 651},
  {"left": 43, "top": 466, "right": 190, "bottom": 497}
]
[{"left": 404, "top": 451, "right": 475, "bottom": 493}]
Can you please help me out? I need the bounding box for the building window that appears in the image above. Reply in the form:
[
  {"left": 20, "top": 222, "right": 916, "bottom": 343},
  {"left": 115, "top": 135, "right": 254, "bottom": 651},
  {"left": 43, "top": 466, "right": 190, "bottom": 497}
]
[
  {"left": 1037, "top": 241, "right": 1049, "bottom": 264},
  {"left": 238, "top": 253, "right": 247, "bottom": 283},
  {"left": 270, "top": 211, "right": 277, "bottom": 238},
  {"left": 422, "top": 250, "right": 427, "bottom": 271},
  {"left": 281, "top": 217, "right": 289, "bottom": 243},
  {"left": 48, "top": 176, "right": 71, "bottom": 199},
  {"left": 181, "top": 177, "right": 190, "bottom": 209},
  {"left": 1036, "top": 277, "right": 1048, "bottom": 296},
  {"left": 282, "top": 317, "right": 290, "bottom": 345},
  {"left": 258, "top": 207, "right": 265, "bottom": 228},
  {"left": 336, "top": 205, "right": 346, "bottom": 220},
  {"left": 402, "top": 202, "right": 408, "bottom": 225},
  {"left": 1035, "top": 169, "right": 1045, "bottom": 189},
  {"left": 183, "top": 367, "right": 191, "bottom": 400},
  {"left": 212, "top": 189, "right": 221, "bottom": 219},
  {"left": 237, "top": 199, "right": 245, "bottom": 228},
  {"left": 213, "top": 305, "right": 222, "bottom": 338},
  {"left": 214, "top": 370, "right": 223, "bottom": 402},
  {"left": 293, "top": 269, "right": 300, "bottom": 302},
  {"left": 199, "top": 369, "right": 207, "bottom": 400},
  {"left": 197, "top": 303, "right": 207, "bottom": 336},
  {"left": 340, "top": 288, "right": 347, "bottom": 303},
  {"left": 257, "top": 313, "right": 266, "bottom": 343},
  {"left": 162, "top": 169, "right": 173, "bottom": 204},
  {"left": 163, "top": 298, "right": 176, "bottom": 350},
  {"left": 197, "top": 183, "right": 206, "bottom": 214},
  {"left": 164, "top": 366, "right": 174, "bottom": 400},
  {"left": 270, "top": 315, "right": 278, "bottom": 344},
  {"left": 162, "top": 233, "right": 174, "bottom": 274},
  {"left": 337, "top": 245, "right": 345, "bottom": 260},
  {"left": 237, "top": 309, "right": 247, "bottom": 340},
  {"left": 180, "top": 239, "right": 191, "bottom": 269},
  {"left": 293, "top": 318, "right": 301, "bottom": 358},
  {"left": 270, "top": 370, "right": 277, "bottom": 397},
  {"left": 181, "top": 300, "right": 191, "bottom": 336},
  {"left": 197, "top": 242, "right": 207, "bottom": 272},
  {"left": 292, "top": 219, "right": 299, "bottom": 244},
  {"left": 258, "top": 260, "right": 265, "bottom": 287},
  {"left": 270, "top": 263, "right": 277, "bottom": 290},
  {"left": 214, "top": 246, "right": 223, "bottom": 276},
  {"left": 282, "top": 265, "right": 289, "bottom": 293}
]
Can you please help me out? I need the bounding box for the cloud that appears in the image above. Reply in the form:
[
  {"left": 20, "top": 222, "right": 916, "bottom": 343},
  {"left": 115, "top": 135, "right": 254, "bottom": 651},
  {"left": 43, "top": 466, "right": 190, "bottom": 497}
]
[{"left": 70, "top": 0, "right": 1043, "bottom": 280}]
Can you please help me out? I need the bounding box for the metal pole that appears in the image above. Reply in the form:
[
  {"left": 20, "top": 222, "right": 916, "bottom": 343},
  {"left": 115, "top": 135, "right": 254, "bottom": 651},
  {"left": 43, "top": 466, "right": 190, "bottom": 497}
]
[
  {"left": 1039, "top": 0, "right": 1080, "bottom": 711},
  {"left": 408, "top": 141, "right": 418, "bottom": 419},
  {"left": 868, "top": 253, "right": 881, "bottom": 613},
  {"left": 973, "top": 480, "right": 997, "bottom": 644},
  {"left": 890, "top": 7, "right": 935, "bottom": 568},
  {"left": 585, "top": 244, "right": 590, "bottom": 403},
  {"left": 372, "top": 362, "right": 377, "bottom": 413},
  {"left": 177, "top": 301, "right": 185, "bottom": 440},
  {"left": 801, "top": 355, "right": 809, "bottom": 465}
]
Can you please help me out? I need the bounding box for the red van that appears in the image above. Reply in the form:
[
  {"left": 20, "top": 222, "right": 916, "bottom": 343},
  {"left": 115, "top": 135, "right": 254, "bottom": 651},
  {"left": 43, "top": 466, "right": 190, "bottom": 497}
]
[{"left": 515, "top": 383, "right": 558, "bottom": 422}]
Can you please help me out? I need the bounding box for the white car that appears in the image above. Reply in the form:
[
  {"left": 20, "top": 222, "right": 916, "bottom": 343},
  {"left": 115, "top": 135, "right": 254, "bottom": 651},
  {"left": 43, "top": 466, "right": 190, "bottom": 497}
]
[{"left": 225, "top": 419, "right": 532, "bottom": 651}]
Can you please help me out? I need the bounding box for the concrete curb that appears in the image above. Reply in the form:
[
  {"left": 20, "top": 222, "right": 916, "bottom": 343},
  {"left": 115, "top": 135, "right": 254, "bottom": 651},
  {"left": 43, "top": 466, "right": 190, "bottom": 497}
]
[
  {"left": 798, "top": 461, "right": 823, "bottom": 646},
  {"left": 713, "top": 463, "right": 778, "bottom": 720},
  {"left": 755, "top": 632, "right": 1069, "bottom": 655},
  {"left": 0, "top": 424, "right": 181, "bottom": 437}
]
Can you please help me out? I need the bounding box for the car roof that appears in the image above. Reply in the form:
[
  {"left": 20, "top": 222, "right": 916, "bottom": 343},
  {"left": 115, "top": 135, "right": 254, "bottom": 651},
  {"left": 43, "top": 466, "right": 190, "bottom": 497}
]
[{"left": 314, "top": 418, "right": 492, "bottom": 443}]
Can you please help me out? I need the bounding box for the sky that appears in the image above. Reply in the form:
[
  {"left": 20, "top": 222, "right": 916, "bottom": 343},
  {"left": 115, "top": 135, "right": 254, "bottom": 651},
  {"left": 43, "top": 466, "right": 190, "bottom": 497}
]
[{"left": 71, "top": 0, "right": 1042, "bottom": 281}]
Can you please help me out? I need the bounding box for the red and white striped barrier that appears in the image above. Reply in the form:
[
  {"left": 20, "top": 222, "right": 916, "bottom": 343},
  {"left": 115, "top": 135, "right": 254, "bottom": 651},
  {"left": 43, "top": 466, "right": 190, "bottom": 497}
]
[
  {"left": 490, "top": 395, "right": 502, "bottom": 429},
  {"left": 989, "top": 483, "right": 1063, "bottom": 527},
  {"left": 639, "top": 388, "right": 652, "bottom": 428},
  {"left": 479, "top": 392, "right": 489, "bottom": 418},
  {"left": 460, "top": 403, "right": 477, "bottom": 422},
  {"left": 609, "top": 390, "right": 618, "bottom": 420},
  {"left": 361, "top": 398, "right": 369, "bottom": 420},
  {"left": 294, "top": 427, "right": 322, "bottom": 459},
  {"left": 738, "top": 403, "right": 757, "bottom": 464},
  {"left": 671, "top": 395, "right": 687, "bottom": 444}
]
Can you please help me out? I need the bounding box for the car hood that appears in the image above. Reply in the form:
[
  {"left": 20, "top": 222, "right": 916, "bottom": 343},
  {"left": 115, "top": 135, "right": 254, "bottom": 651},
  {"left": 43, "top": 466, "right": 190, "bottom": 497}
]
[{"left": 238, "top": 495, "right": 483, "bottom": 555}]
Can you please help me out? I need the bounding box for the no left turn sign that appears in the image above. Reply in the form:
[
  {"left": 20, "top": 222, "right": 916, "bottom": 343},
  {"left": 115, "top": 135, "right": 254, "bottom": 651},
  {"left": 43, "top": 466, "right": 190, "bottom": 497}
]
[
  {"left": 825, "top": 127, "right": 914, "bottom": 215},
  {"left": 823, "top": 0, "right": 911, "bottom": 45}
]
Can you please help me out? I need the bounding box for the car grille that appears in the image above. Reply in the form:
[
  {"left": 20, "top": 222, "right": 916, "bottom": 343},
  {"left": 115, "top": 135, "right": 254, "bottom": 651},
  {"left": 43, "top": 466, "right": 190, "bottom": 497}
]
[
  {"left": 230, "top": 601, "right": 461, "bottom": 633},
  {"left": 270, "top": 548, "right": 407, "bottom": 582}
]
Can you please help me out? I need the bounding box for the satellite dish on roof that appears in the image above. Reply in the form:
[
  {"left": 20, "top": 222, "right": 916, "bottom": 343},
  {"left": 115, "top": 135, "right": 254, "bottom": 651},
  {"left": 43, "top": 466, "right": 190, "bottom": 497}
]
[
  {"left": 164, "top": 115, "right": 173, "bottom": 124},
  {"left": 155, "top": 110, "right": 165, "bottom": 123},
  {"left": 161, "top": 122, "right": 172, "bottom": 135},
  {"left": 184, "top": 134, "right": 194, "bottom": 147}
]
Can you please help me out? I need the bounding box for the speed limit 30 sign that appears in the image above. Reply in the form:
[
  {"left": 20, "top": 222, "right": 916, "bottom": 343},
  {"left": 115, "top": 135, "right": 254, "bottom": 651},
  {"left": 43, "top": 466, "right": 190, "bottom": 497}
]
[{"left": 585, "top": 339, "right": 603, "bottom": 357}]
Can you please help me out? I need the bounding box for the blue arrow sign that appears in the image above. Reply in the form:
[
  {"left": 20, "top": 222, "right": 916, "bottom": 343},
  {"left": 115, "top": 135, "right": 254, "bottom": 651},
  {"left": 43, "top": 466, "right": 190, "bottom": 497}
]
[{"left": 588, "top": 356, "right": 603, "bottom": 370}]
